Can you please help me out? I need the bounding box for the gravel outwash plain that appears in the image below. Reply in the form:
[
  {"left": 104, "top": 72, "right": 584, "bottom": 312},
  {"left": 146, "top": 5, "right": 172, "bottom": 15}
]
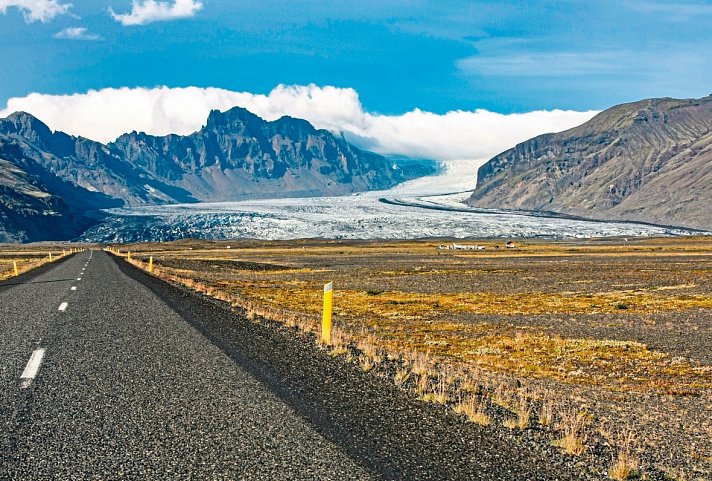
[
  {"left": 115, "top": 253, "right": 593, "bottom": 481},
  {"left": 118, "top": 237, "right": 712, "bottom": 480}
]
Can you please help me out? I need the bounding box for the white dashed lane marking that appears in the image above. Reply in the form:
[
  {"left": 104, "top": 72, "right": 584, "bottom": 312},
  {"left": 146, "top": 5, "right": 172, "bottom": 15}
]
[
  {"left": 71, "top": 286, "right": 77, "bottom": 291},
  {"left": 77, "top": 278, "right": 81, "bottom": 281},
  {"left": 58, "top": 302, "right": 68, "bottom": 312},
  {"left": 20, "top": 349, "right": 46, "bottom": 389}
]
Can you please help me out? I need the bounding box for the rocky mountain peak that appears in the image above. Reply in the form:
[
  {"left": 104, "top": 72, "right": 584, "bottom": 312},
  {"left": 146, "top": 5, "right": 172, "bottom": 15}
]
[
  {"left": 0, "top": 111, "right": 54, "bottom": 144},
  {"left": 271, "top": 115, "right": 318, "bottom": 138},
  {"left": 205, "top": 106, "right": 263, "bottom": 132}
]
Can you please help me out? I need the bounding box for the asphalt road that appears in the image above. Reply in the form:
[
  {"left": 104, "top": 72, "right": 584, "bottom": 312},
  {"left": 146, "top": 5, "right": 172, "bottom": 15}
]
[{"left": 0, "top": 251, "right": 592, "bottom": 480}]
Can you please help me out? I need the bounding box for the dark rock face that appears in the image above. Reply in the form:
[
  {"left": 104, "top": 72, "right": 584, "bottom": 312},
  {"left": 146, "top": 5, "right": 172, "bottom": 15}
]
[
  {"left": 0, "top": 156, "right": 79, "bottom": 243},
  {"left": 468, "top": 96, "right": 712, "bottom": 230},
  {"left": 0, "top": 108, "right": 428, "bottom": 242},
  {"left": 0, "top": 112, "right": 196, "bottom": 208},
  {"left": 0, "top": 120, "right": 122, "bottom": 243},
  {"left": 110, "top": 107, "right": 410, "bottom": 201}
]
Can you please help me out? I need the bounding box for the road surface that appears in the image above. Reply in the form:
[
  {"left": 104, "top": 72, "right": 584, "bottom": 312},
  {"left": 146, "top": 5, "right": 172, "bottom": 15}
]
[{"left": 0, "top": 250, "right": 589, "bottom": 480}]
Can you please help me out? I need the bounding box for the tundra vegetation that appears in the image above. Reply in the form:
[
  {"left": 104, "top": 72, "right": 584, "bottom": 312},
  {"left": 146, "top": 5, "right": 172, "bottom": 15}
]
[
  {"left": 0, "top": 245, "right": 77, "bottom": 280},
  {"left": 114, "top": 237, "right": 711, "bottom": 480}
]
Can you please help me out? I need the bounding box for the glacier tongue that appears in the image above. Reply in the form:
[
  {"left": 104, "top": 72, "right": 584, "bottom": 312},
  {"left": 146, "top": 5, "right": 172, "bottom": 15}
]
[{"left": 80, "top": 160, "right": 703, "bottom": 242}]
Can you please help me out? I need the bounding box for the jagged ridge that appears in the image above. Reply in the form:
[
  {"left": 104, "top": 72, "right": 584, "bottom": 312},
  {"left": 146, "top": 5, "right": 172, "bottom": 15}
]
[
  {"left": 0, "top": 108, "right": 431, "bottom": 242},
  {"left": 110, "top": 106, "right": 413, "bottom": 201}
]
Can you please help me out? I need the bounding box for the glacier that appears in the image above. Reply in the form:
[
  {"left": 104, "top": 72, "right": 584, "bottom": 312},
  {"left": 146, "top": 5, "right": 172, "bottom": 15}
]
[{"left": 80, "top": 160, "right": 704, "bottom": 242}]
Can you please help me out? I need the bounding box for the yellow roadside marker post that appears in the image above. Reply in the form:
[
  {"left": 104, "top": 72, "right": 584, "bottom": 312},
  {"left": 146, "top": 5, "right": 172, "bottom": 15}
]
[
  {"left": 13, "top": 261, "right": 19, "bottom": 277},
  {"left": 149, "top": 256, "right": 154, "bottom": 273},
  {"left": 127, "top": 251, "right": 131, "bottom": 260},
  {"left": 49, "top": 253, "right": 53, "bottom": 262},
  {"left": 322, "top": 282, "right": 333, "bottom": 345}
]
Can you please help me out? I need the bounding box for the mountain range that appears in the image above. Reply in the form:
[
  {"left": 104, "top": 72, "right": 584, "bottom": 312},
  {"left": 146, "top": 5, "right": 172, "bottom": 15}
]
[
  {"left": 468, "top": 95, "right": 712, "bottom": 231},
  {"left": 0, "top": 108, "right": 433, "bottom": 242},
  {"left": 3, "top": 95, "right": 710, "bottom": 243}
]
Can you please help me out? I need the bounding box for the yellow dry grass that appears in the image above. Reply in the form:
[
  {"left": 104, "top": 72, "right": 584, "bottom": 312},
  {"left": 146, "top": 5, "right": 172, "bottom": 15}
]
[
  {"left": 237, "top": 284, "right": 712, "bottom": 317},
  {"left": 454, "top": 394, "right": 492, "bottom": 426},
  {"left": 0, "top": 248, "right": 74, "bottom": 280},
  {"left": 100, "top": 240, "right": 712, "bottom": 479},
  {"left": 117, "top": 239, "right": 712, "bottom": 475},
  {"left": 116, "top": 238, "right": 712, "bottom": 395},
  {"left": 160, "top": 281, "right": 710, "bottom": 392},
  {"left": 553, "top": 409, "right": 589, "bottom": 456},
  {"left": 608, "top": 429, "right": 640, "bottom": 480}
]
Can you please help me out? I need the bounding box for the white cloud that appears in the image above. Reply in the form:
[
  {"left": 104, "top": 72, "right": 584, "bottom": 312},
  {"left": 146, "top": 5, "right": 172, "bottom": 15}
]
[
  {"left": 0, "top": 0, "right": 71, "bottom": 23},
  {"left": 0, "top": 84, "right": 598, "bottom": 161},
  {"left": 110, "top": 0, "right": 203, "bottom": 26},
  {"left": 53, "top": 27, "right": 101, "bottom": 40}
]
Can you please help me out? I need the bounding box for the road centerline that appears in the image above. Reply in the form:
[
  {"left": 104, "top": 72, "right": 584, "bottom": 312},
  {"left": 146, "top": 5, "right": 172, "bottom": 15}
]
[
  {"left": 20, "top": 348, "right": 46, "bottom": 389},
  {"left": 58, "top": 302, "right": 68, "bottom": 312}
]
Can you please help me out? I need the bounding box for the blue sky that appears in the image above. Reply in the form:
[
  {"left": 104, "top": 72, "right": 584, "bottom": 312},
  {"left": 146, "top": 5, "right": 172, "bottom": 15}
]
[{"left": 1, "top": 0, "right": 711, "bottom": 115}]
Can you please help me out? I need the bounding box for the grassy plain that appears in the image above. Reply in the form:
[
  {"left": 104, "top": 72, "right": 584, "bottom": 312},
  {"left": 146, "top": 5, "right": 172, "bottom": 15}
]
[
  {"left": 117, "top": 237, "right": 712, "bottom": 479},
  {"left": 0, "top": 245, "right": 77, "bottom": 280}
]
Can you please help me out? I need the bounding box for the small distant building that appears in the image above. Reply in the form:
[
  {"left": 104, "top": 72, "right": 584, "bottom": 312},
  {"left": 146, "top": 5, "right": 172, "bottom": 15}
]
[{"left": 506, "top": 241, "right": 517, "bottom": 249}]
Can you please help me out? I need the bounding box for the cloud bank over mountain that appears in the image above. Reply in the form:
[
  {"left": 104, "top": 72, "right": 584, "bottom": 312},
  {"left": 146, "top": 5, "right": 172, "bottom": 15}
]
[{"left": 0, "top": 84, "right": 597, "bottom": 161}]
